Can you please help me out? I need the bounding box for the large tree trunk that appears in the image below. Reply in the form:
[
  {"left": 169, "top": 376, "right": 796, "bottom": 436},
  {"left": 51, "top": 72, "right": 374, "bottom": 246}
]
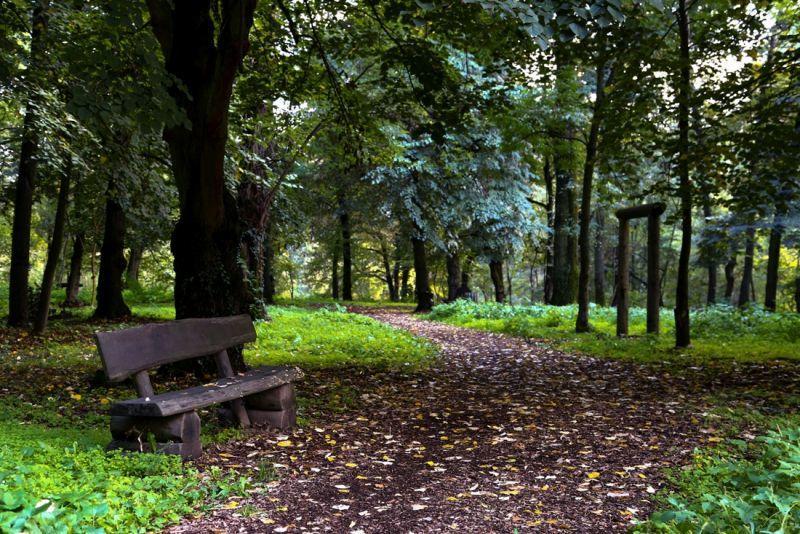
[
  {"left": 489, "top": 259, "right": 505, "bottom": 303},
  {"left": 340, "top": 208, "right": 353, "bottom": 301},
  {"left": 8, "top": 0, "right": 49, "bottom": 327},
  {"left": 724, "top": 256, "right": 736, "bottom": 301},
  {"left": 794, "top": 275, "right": 800, "bottom": 313},
  {"left": 147, "top": 0, "right": 257, "bottom": 371},
  {"left": 32, "top": 163, "right": 71, "bottom": 334},
  {"left": 94, "top": 188, "right": 131, "bottom": 320},
  {"left": 63, "top": 233, "right": 85, "bottom": 307},
  {"left": 764, "top": 219, "right": 782, "bottom": 311},
  {"left": 459, "top": 258, "right": 472, "bottom": 299},
  {"left": 391, "top": 261, "right": 400, "bottom": 302},
  {"left": 738, "top": 226, "right": 756, "bottom": 308},
  {"left": 674, "top": 0, "right": 692, "bottom": 347},
  {"left": 125, "top": 246, "right": 143, "bottom": 287},
  {"left": 576, "top": 60, "right": 606, "bottom": 331},
  {"left": 593, "top": 209, "right": 606, "bottom": 306},
  {"left": 446, "top": 253, "right": 461, "bottom": 302},
  {"left": 543, "top": 158, "right": 555, "bottom": 304},
  {"left": 412, "top": 234, "right": 433, "bottom": 312}
]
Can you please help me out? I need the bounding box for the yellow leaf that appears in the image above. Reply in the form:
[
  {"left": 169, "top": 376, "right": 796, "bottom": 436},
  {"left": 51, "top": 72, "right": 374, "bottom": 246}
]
[
  {"left": 277, "top": 440, "right": 293, "bottom": 447},
  {"left": 70, "top": 393, "right": 82, "bottom": 401},
  {"left": 345, "top": 463, "right": 358, "bottom": 468},
  {"left": 587, "top": 472, "right": 600, "bottom": 479},
  {"left": 224, "top": 501, "right": 239, "bottom": 509}
]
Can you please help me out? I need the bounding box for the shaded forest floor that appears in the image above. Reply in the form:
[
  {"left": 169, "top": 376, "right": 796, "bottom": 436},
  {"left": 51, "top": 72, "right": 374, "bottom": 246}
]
[{"left": 173, "top": 308, "right": 800, "bottom": 533}]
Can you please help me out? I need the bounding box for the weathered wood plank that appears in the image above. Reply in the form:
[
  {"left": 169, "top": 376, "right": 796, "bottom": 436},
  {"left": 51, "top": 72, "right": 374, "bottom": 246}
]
[
  {"left": 108, "top": 439, "right": 202, "bottom": 460},
  {"left": 246, "top": 384, "right": 296, "bottom": 411},
  {"left": 214, "top": 349, "right": 251, "bottom": 428},
  {"left": 95, "top": 315, "right": 256, "bottom": 382},
  {"left": 110, "top": 366, "right": 303, "bottom": 417},
  {"left": 219, "top": 406, "right": 297, "bottom": 431},
  {"left": 110, "top": 411, "right": 200, "bottom": 443}
]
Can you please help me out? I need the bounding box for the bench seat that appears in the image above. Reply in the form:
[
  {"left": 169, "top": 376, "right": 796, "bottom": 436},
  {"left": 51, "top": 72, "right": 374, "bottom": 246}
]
[{"left": 111, "top": 366, "right": 303, "bottom": 417}]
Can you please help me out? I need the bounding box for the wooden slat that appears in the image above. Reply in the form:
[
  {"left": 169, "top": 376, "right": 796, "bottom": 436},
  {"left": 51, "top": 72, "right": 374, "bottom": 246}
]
[
  {"left": 95, "top": 315, "right": 256, "bottom": 382},
  {"left": 110, "top": 366, "right": 303, "bottom": 417}
]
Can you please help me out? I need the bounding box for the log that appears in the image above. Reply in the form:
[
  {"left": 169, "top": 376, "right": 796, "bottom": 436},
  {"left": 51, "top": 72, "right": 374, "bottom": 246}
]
[{"left": 110, "top": 411, "right": 200, "bottom": 443}]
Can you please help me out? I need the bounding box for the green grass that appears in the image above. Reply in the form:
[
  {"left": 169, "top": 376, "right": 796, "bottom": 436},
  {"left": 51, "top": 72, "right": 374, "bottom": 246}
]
[
  {"left": 247, "top": 305, "right": 436, "bottom": 369},
  {"left": 427, "top": 300, "right": 800, "bottom": 365}
]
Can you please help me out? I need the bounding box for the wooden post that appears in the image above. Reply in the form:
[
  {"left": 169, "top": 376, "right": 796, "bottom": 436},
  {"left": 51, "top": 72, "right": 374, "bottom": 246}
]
[
  {"left": 647, "top": 211, "right": 661, "bottom": 334},
  {"left": 616, "top": 217, "right": 630, "bottom": 337},
  {"left": 214, "top": 350, "right": 251, "bottom": 428},
  {"left": 133, "top": 371, "right": 155, "bottom": 398}
]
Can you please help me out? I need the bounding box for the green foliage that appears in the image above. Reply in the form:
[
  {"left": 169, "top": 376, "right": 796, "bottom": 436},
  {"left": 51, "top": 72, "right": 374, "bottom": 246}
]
[
  {"left": 428, "top": 301, "right": 800, "bottom": 364},
  {"left": 0, "top": 422, "right": 245, "bottom": 533},
  {"left": 637, "top": 427, "right": 800, "bottom": 533},
  {"left": 247, "top": 306, "right": 436, "bottom": 369}
]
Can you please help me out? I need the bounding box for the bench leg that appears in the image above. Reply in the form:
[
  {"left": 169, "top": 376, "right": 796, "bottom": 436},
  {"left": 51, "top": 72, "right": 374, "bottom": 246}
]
[{"left": 108, "top": 411, "right": 202, "bottom": 460}]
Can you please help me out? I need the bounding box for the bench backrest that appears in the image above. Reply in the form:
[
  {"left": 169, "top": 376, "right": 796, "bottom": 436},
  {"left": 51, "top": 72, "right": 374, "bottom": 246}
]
[{"left": 95, "top": 315, "right": 257, "bottom": 382}]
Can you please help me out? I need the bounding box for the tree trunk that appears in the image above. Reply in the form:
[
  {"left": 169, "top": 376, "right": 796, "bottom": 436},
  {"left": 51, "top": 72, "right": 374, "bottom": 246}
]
[
  {"left": 63, "top": 233, "right": 85, "bottom": 307},
  {"left": 147, "top": 0, "right": 258, "bottom": 372},
  {"left": 506, "top": 260, "right": 513, "bottom": 305},
  {"left": 576, "top": 61, "right": 606, "bottom": 331},
  {"left": 391, "top": 262, "right": 400, "bottom": 302},
  {"left": 380, "top": 238, "right": 396, "bottom": 301},
  {"left": 543, "top": 157, "right": 555, "bottom": 304},
  {"left": 125, "top": 247, "right": 143, "bottom": 287},
  {"left": 400, "top": 265, "right": 411, "bottom": 301},
  {"left": 724, "top": 256, "right": 736, "bottom": 301},
  {"left": 446, "top": 253, "right": 461, "bottom": 302},
  {"left": 764, "top": 219, "right": 782, "bottom": 311},
  {"left": 331, "top": 247, "right": 340, "bottom": 300},
  {"left": 738, "top": 226, "right": 755, "bottom": 308},
  {"left": 489, "top": 259, "right": 505, "bottom": 303},
  {"left": 551, "top": 58, "right": 579, "bottom": 307},
  {"left": 593, "top": 209, "right": 606, "bottom": 306},
  {"left": 459, "top": 259, "right": 471, "bottom": 299},
  {"left": 32, "top": 163, "right": 71, "bottom": 334},
  {"left": 412, "top": 234, "right": 433, "bottom": 312},
  {"left": 263, "top": 230, "right": 276, "bottom": 304},
  {"left": 674, "top": 0, "right": 692, "bottom": 347},
  {"left": 340, "top": 208, "right": 353, "bottom": 301},
  {"left": 8, "top": 0, "right": 49, "bottom": 327},
  {"left": 94, "top": 187, "right": 131, "bottom": 320},
  {"left": 794, "top": 275, "right": 800, "bottom": 313},
  {"left": 703, "top": 205, "right": 718, "bottom": 305}
]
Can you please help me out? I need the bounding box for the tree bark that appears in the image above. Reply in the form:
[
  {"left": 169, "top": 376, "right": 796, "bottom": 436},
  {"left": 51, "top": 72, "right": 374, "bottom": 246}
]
[
  {"left": 794, "top": 275, "right": 800, "bottom": 313},
  {"left": 489, "top": 259, "right": 505, "bottom": 303},
  {"left": 764, "top": 219, "right": 782, "bottom": 311},
  {"left": 446, "top": 252, "right": 461, "bottom": 302},
  {"left": 63, "top": 233, "right": 85, "bottom": 307},
  {"left": 32, "top": 163, "right": 71, "bottom": 334},
  {"left": 94, "top": 185, "right": 131, "bottom": 320},
  {"left": 262, "top": 230, "right": 276, "bottom": 305},
  {"left": 340, "top": 207, "right": 353, "bottom": 301},
  {"left": 593, "top": 209, "right": 606, "bottom": 306},
  {"left": 459, "top": 259, "right": 471, "bottom": 299},
  {"left": 576, "top": 61, "right": 606, "bottom": 331},
  {"left": 412, "top": 234, "right": 433, "bottom": 312},
  {"left": 674, "top": 0, "right": 693, "bottom": 347},
  {"left": 543, "top": 157, "right": 555, "bottom": 304},
  {"left": 8, "top": 0, "right": 49, "bottom": 327},
  {"left": 380, "top": 238, "right": 396, "bottom": 301},
  {"left": 400, "top": 265, "right": 411, "bottom": 301},
  {"left": 391, "top": 261, "right": 400, "bottom": 302},
  {"left": 738, "top": 226, "right": 756, "bottom": 308},
  {"left": 146, "top": 0, "right": 258, "bottom": 353},
  {"left": 331, "top": 246, "right": 340, "bottom": 300},
  {"left": 724, "top": 256, "right": 736, "bottom": 301},
  {"left": 125, "top": 247, "right": 143, "bottom": 287},
  {"left": 703, "top": 204, "right": 718, "bottom": 305}
]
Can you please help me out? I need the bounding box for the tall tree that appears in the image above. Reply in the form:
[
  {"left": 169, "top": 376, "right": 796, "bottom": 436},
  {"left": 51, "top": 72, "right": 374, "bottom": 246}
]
[{"left": 146, "top": 0, "right": 258, "bottom": 322}]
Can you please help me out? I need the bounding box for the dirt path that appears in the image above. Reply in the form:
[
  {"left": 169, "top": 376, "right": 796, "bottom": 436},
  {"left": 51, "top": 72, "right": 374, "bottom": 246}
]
[{"left": 173, "top": 310, "right": 795, "bottom": 533}]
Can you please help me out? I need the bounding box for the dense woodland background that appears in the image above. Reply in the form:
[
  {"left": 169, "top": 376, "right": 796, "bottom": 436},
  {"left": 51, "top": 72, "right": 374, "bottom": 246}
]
[{"left": 1, "top": 0, "right": 798, "bottom": 342}]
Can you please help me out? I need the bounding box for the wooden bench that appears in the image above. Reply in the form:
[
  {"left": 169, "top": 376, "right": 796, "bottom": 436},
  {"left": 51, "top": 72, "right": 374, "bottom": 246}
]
[{"left": 95, "top": 314, "right": 303, "bottom": 459}]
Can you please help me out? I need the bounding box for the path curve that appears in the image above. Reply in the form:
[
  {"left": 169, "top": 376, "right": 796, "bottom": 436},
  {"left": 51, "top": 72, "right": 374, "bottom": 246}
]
[{"left": 174, "top": 309, "right": 720, "bottom": 533}]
